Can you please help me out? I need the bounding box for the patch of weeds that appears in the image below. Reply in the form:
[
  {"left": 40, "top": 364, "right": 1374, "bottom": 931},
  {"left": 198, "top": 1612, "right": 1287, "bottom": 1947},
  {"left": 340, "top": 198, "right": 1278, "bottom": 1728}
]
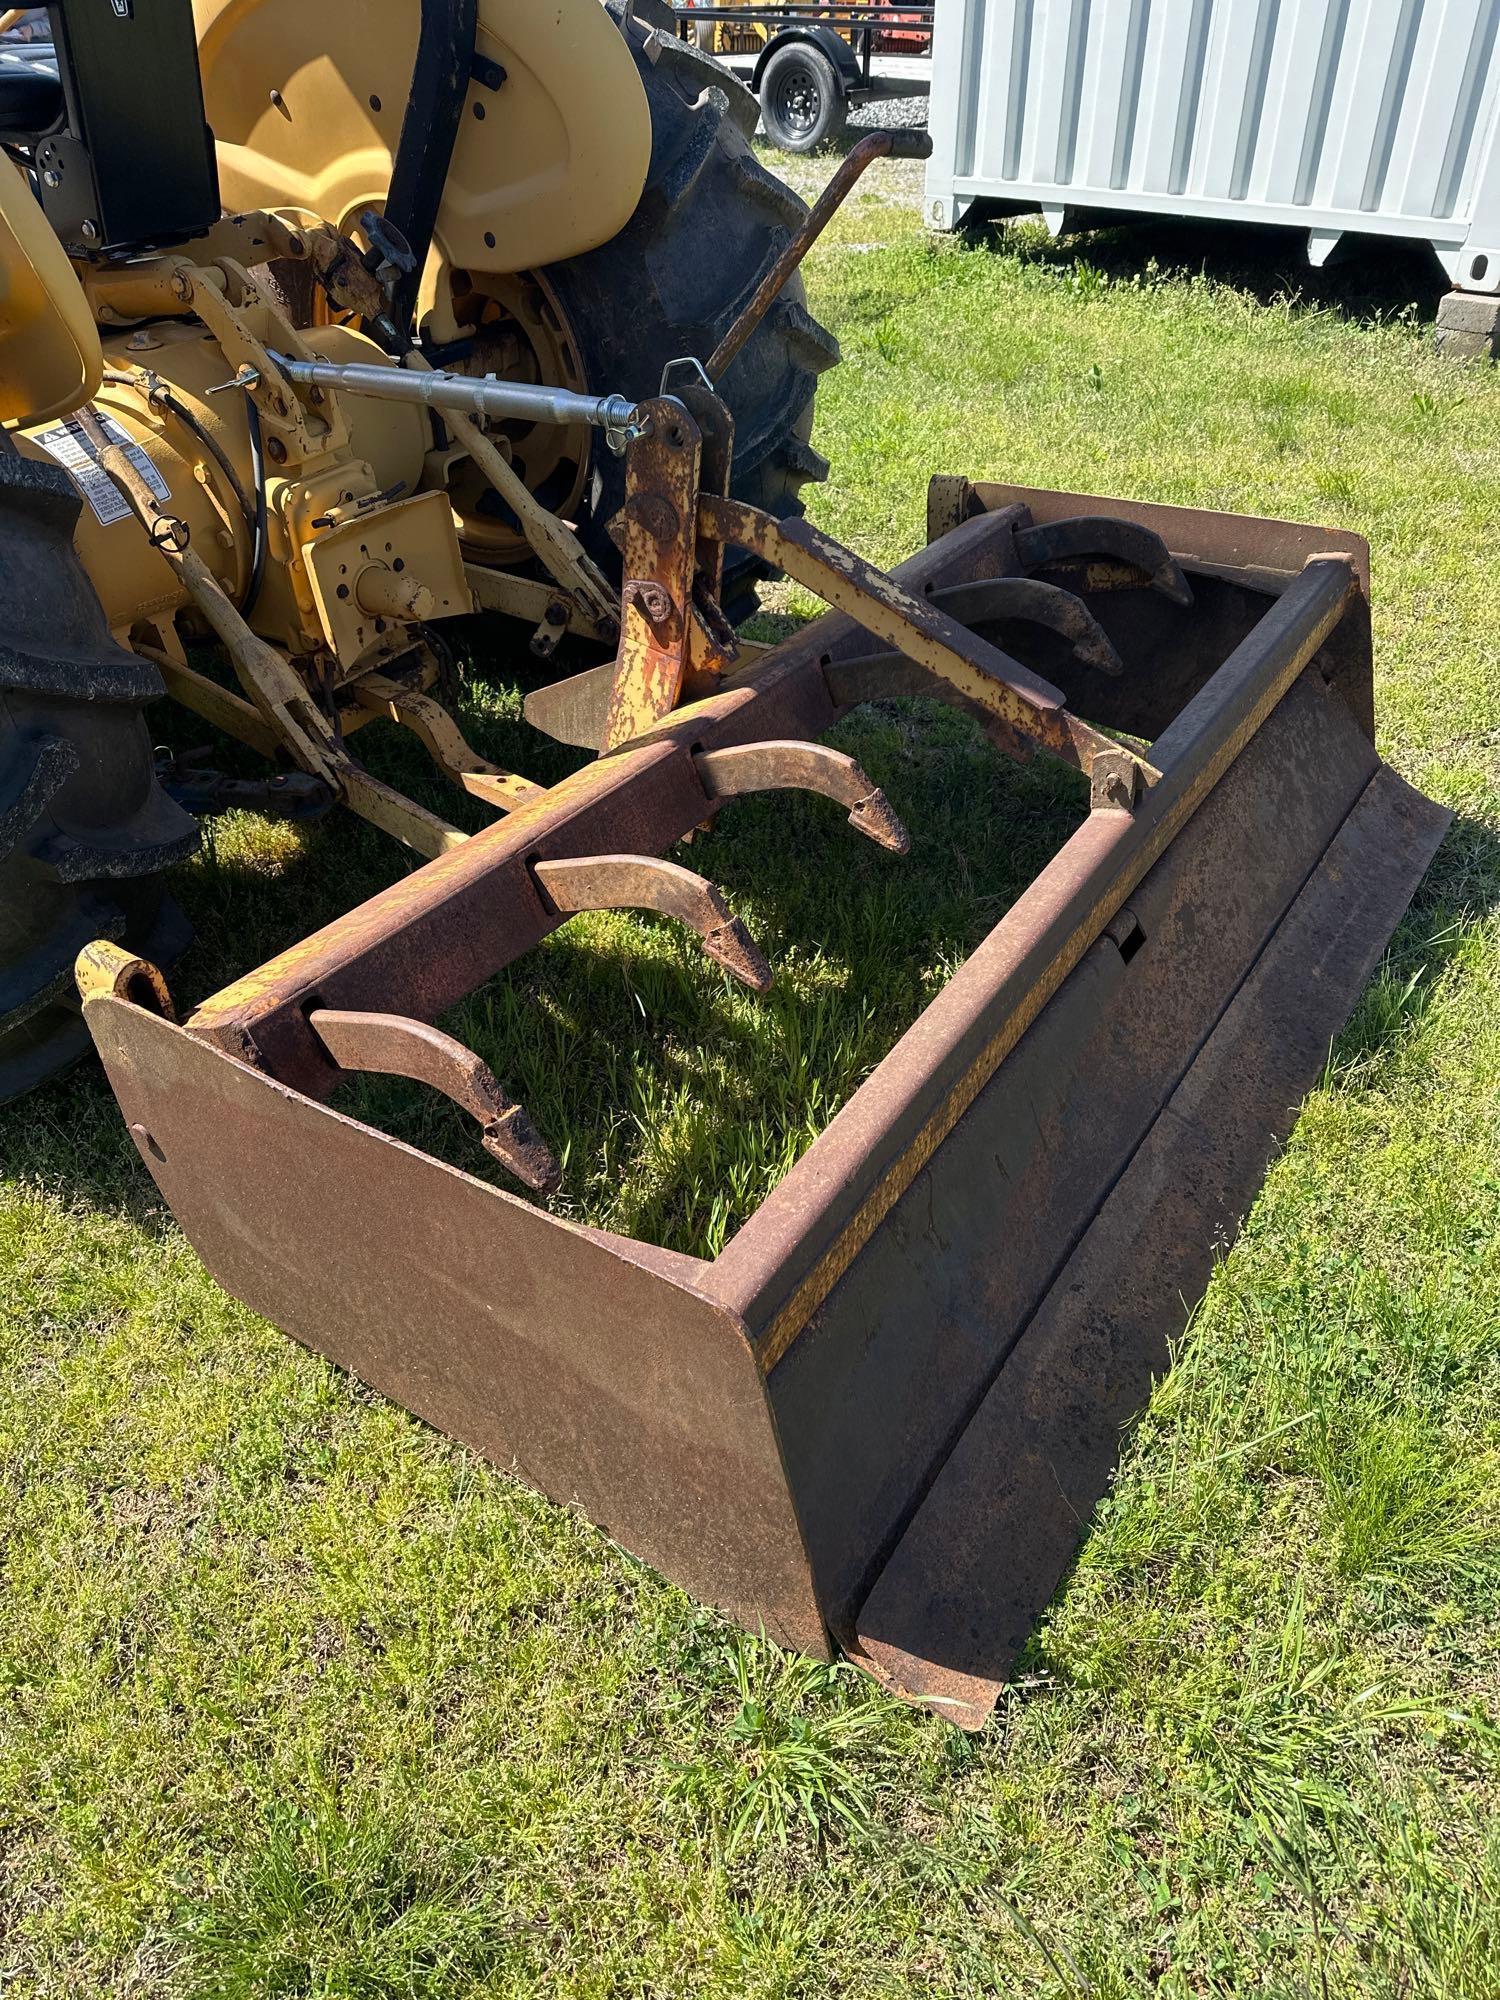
[
  {"left": 1409, "top": 388, "right": 1457, "bottom": 430},
  {"left": 669, "top": 1635, "right": 892, "bottom": 1858},
  {"left": 1309, "top": 1407, "right": 1498, "bottom": 1591},
  {"left": 1170, "top": 1583, "right": 1451, "bottom": 1837},
  {"left": 1365, "top": 1794, "right": 1500, "bottom": 1998},
  {"left": 1064, "top": 259, "right": 1108, "bottom": 299},
  {"left": 873, "top": 319, "right": 904, "bottom": 364},
  {"left": 174, "top": 1791, "right": 504, "bottom": 1999},
  {"left": 1326, "top": 910, "right": 1469, "bottom": 1088},
  {"left": 1313, "top": 464, "right": 1360, "bottom": 510},
  {"left": 1326, "top": 963, "right": 1434, "bottom": 1084}
]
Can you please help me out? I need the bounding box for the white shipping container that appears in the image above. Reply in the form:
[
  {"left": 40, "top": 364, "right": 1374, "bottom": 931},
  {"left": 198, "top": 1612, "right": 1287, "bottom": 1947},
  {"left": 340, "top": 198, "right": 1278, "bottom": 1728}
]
[{"left": 924, "top": 0, "right": 1500, "bottom": 291}]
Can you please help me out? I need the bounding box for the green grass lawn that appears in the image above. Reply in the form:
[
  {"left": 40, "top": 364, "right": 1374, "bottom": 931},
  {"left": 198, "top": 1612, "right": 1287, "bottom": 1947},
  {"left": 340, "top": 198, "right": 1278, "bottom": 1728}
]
[{"left": 4, "top": 164, "right": 1500, "bottom": 1997}]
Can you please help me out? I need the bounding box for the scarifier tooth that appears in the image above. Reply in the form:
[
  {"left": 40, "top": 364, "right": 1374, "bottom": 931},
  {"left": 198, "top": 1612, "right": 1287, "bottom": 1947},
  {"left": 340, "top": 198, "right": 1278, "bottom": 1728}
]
[
  {"left": 1077, "top": 629, "right": 1126, "bottom": 673},
  {"left": 848, "top": 786, "right": 911, "bottom": 855},
  {"left": 1153, "top": 559, "right": 1196, "bottom": 608},
  {"left": 1012, "top": 515, "right": 1195, "bottom": 610},
  {"left": 532, "top": 853, "right": 773, "bottom": 994},
  {"left": 692, "top": 741, "right": 910, "bottom": 853},
  {"left": 931, "top": 577, "right": 1124, "bottom": 676},
  {"left": 484, "top": 1104, "right": 563, "bottom": 1197},
  {"left": 307, "top": 1006, "right": 561, "bottom": 1196},
  {"left": 702, "top": 915, "right": 773, "bottom": 993}
]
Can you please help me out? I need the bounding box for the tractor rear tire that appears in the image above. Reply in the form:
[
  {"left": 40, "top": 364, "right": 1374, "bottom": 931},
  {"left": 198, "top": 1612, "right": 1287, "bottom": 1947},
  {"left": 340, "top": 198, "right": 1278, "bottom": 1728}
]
[
  {"left": 539, "top": 8, "right": 839, "bottom": 617},
  {"left": 0, "top": 450, "right": 197, "bottom": 1103}
]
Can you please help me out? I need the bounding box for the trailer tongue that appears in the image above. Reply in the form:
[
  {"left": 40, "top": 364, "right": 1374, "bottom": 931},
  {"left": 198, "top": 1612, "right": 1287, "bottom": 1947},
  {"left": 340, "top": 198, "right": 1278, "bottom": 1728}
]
[{"left": 83, "top": 454, "right": 1446, "bottom": 1725}]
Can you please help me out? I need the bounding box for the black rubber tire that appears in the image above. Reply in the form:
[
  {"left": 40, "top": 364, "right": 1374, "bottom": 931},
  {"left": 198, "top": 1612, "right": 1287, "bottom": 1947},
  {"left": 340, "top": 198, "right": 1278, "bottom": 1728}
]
[
  {"left": 759, "top": 43, "right": 847, "bottom": 154},
  {"left": 537, "top": 9, "right": 839, "bottom": 616},
  {"left": 0, "top": 450, "right": 197, "bottom": 1103}
]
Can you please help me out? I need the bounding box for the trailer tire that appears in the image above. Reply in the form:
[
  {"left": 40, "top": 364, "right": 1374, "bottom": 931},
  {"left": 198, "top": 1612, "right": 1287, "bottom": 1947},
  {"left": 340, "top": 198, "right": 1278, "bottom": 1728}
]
[
  {"left": 0, "top": 450, "right": 197, "bottom": 1103},
  {"left": 539, "top": 6, "right": 839, "bottom": 618},
  {"left": 759, "top": 42, "right": 847, "bottom": 153}
]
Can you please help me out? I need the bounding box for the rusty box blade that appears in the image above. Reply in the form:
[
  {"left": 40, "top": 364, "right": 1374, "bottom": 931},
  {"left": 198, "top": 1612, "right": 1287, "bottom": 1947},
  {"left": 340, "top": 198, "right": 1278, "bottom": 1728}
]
[{"left": 83, "top": 486, "right": 1448, "bottom": 1729}]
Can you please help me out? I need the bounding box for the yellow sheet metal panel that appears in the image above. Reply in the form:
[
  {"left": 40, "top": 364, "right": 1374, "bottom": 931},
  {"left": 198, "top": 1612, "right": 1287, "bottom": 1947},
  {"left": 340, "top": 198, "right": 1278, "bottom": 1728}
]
[
  {"left": 0, "top": 155, "right": 102, "bottom": 426},
  {"left": 193, "top": 0, "right": 652, "bottom": 276}
]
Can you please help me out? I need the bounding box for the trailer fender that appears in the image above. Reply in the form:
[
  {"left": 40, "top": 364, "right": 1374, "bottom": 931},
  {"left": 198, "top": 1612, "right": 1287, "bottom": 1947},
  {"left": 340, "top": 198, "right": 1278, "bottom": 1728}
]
[{"left": 752, "top": 24, "right": 861, "bottom": 93}]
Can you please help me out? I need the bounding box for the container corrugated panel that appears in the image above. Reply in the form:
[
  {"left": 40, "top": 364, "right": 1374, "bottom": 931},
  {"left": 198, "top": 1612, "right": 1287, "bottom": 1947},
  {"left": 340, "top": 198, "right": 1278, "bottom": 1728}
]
[{"left": 925, "top": 0, "right": 1500, "bottom": 290}]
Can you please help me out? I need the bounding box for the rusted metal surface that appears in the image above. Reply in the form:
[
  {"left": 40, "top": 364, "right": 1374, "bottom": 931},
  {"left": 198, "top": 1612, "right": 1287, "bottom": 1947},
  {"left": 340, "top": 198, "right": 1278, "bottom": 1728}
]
[
  {"left": 74, "top": 939, "right": 176, "bottom": 1019},
  {"left": 520, "top": 658, "right": 624, "bottom": 751},
  {"left": 533, "top": 854, "right": 773, "bottom": 993},
  {"left": 960, "top": 481, "right": 1373, "bottom": 596},
  {"left": 930, "top": 577, "right": 1123, "bottom": 674},
  {"left": 1012, "top": 515, "right": 1195, "bottom": 605},
  {"left": 706, "top": 129, "right": 932, "bottom": 383},
  {"left": 671, "top": 376, "right": 736, "bottom": 663},
  {"left": 181, "top": 508, "right": 1022, "bottom": 1092},
  {"left": 601, "top": 397, "right": 704, "bottom": 752},
  {"left": 739, "top": 666, "right": 1393, "bottom": 1640},
  {"left": 308, "top": 1007, "right": 561, "bottom": 1193},
  {"left": 853, "top": 761, "right": 1450, "bottom": 1726},
  {"left": 706, "top": 556, "right": 1360, "bottom": 1383},
  {"left": 351, "top": 676, "right": 547, "bottom": 815},
  {"left": 85, "top": 993, "right": 830, "bottom": 1658},
  {"left": 699, "top": 497, "right": 1145, "bottom": 784},
  {"left": 695, "top": 742, "right": 910, "bottom": 854},
  {"left": 84, "top": 478, "right": 1446, "bottom": 1729}
]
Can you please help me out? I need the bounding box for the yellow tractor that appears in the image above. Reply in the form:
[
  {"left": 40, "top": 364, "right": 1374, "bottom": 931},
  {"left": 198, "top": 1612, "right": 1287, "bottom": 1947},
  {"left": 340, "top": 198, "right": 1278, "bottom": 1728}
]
[
  {"left": 2, "top": 0, "right": 836, "bottom": 1093},
  {"left": 2, "top": 0, "right": 1447, "bottom": 1725}
]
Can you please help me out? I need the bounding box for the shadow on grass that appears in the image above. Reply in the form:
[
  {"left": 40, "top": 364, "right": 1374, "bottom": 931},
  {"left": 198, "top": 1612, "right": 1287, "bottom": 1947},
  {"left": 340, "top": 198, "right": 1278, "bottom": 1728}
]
[
  {"left": 1329, "top": 807, "right": 1500, "bottom": 1081},
  {"left": 980, "top": 210, "right": 1449, "bottom": 329}
]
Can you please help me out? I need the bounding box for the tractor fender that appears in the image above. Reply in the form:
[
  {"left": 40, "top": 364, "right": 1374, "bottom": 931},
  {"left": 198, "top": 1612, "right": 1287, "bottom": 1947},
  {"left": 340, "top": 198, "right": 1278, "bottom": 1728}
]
[
  {"left": 752, "top": 25, "right": 861, "bottom": 94},
  {"left": 192, "top": 0, "right": 652, "bottom": 276}
]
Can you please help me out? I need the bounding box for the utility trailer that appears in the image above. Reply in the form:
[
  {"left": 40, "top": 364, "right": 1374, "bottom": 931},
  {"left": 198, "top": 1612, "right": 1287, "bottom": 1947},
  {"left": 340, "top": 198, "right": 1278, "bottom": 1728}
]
[{"left": 674, "top": 1, "right": 932, "bottom": 150}]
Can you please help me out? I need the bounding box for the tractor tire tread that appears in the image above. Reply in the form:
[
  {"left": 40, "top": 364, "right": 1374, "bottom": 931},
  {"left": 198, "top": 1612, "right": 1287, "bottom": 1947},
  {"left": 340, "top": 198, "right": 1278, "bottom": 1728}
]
[
  {"left": 537, "top": 4, "right": 834, "bottom": 619},
  {"left": 0, "top": 449, "right": 196, "bottom": 1102}
]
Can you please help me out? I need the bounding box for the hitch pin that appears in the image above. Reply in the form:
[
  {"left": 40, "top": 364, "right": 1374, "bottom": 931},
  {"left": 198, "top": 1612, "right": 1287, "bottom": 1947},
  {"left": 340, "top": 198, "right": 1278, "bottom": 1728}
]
[{"left": 205, "top": 363, "right": 262, "bottom": 397}]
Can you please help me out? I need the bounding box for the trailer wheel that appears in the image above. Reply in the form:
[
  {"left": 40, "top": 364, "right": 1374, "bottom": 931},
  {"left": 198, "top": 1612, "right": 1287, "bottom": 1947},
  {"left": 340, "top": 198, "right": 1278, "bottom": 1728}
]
[
  {"left": 0, "top": 450, "right": 196, "bottom": 1103},
  {"left": 760, "top": 42, "right": 847, "bottom": 153}
]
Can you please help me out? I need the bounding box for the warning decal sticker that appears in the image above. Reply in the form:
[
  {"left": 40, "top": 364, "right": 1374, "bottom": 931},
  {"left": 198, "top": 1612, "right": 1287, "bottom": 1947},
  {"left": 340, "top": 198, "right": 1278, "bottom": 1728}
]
[{"left": 31, "top": 412, "right": 173, "bottom": 528}]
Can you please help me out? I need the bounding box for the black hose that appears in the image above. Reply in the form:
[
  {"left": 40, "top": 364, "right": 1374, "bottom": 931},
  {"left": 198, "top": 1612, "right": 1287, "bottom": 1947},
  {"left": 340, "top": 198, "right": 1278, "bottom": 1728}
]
[
  {"left": 100, "top": 367, "right": 268, "bottom": 619},
  {"left": 240, "top": 392, "right": 268, "bottom": 623},
  {"left": 102, "top": 369, "right": 254, "bottom": 530}
]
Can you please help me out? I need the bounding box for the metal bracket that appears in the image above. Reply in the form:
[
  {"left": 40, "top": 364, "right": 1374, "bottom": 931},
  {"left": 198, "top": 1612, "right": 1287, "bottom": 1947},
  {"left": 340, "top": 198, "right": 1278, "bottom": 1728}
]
[
  {"left": 383, "top": 0, "right": 480, "bottom": 338},
  {"left": 470, "top": 52, "right": 507, "bottom": 90}
]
